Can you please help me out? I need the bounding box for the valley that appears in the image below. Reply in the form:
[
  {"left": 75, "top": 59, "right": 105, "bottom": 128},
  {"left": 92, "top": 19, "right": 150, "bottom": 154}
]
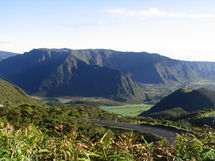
[
  {"left": 33, "top": 95, "right": 152, "bottom": 116},
  {"left": 0, "top": 49, "right": 215, "bottom": 160},
  {"left": 2, "top": 0, "right": 215, "bottom": 160}
]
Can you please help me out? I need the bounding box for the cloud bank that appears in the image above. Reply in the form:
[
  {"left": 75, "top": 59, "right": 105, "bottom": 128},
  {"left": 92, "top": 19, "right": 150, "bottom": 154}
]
[{"left": 105, "top": 8, "right": 214, "bottom": 18}]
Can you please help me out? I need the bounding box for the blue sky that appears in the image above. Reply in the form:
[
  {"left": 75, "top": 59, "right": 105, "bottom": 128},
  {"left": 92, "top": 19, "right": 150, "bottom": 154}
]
[{"left": 1, "top": 0, "right": 215, "bottom": 61}]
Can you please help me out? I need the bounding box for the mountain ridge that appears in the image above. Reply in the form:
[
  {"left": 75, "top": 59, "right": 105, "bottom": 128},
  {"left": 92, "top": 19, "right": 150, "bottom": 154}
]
[
  {"left": 1, "top": 48, "right": 215, "bottom": 102},
  {"left": 0, "top": 51, "right": 18, "bottom": 61},
  {"left": 0, "top": 49, "right": 144, "bottom": 102}
]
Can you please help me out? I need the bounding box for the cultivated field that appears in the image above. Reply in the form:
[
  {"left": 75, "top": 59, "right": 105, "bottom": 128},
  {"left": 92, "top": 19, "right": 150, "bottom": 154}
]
[{"left": 99, "top": 104, "right": 152, "bottom": 116}]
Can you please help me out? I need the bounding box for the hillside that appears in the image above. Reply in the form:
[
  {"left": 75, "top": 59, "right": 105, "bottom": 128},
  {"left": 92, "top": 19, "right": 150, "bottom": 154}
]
[
  {"left": 0, "top": 51, "right": 18, "bottom": 61},
  {"left": 0, "top": 49, "right": 144, "bottom": 102},
  {"left": 0, "top": 79, "right": 32, "bottom": 104},
  {"left": 140, "top": 88, "right": 215, "bottom": 117},
  {"left": 171, "top": 108, "right": 215, "bottom": 128}
]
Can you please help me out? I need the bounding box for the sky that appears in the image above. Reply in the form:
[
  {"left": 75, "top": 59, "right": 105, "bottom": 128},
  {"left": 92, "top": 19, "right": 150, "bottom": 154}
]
[{"left": 1, "top": 0, "right": 215, "bottom": 61}]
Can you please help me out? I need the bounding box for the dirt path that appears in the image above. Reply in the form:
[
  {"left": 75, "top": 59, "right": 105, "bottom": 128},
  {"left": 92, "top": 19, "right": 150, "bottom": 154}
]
[{"left": 88, "top": 120, "right": 186, "bottom": 143}]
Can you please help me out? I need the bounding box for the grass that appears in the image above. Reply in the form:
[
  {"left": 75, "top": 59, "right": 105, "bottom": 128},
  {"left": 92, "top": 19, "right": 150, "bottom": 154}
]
[
  {"left": 1, "top": 122, "right": 214, "bottom": 160},
  {"left": 99, "top": 104, "right": 152, "bottom": 116},
  {"left": 33, "top": 96, "right": 125, "bottom": 106},
  {"left": 33, "top": 96, "right": 153, "bottom": 117}
]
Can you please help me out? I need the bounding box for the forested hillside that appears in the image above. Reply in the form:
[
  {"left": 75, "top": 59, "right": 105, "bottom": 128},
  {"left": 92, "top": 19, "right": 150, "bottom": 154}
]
[{"left": 0, "top": 79, "right": 32, "bottom": 104}]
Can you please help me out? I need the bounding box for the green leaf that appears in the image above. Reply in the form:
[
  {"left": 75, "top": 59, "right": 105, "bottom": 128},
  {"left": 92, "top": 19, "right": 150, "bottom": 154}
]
[
  {"left": 0, "top": 149, "right": 11, "bottom": 155},
  {"left": 100, "top": 131, "right": 110, "bottom": 144},
  {"left": 38, "top": 149, "right": 50, "bottom": 153}
]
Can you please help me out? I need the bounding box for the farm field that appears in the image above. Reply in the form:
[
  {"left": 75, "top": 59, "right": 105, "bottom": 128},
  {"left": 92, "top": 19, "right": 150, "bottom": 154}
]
[
  {"left": 99, "top": 104, "right": 153, "bottom": 116},
  {"left": 34, "top": 96, "right": 152, "bottom": 117},
  {"left": 32, "top": 96, "right": 123, "bottom": 106}
]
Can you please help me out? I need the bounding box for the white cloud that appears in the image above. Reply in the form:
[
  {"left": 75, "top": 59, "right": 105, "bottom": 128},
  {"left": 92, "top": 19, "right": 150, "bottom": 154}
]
[{"left": 105, "top": 8, "right": 214, "bottom": 18}]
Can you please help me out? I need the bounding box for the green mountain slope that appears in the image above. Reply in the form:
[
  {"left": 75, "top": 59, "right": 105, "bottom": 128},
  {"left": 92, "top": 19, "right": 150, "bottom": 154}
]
[
  {"left": 0, "top": 79, "right": 32, "bottom": 104},
  {"left": 140, "top": 88, "right": 215, "bottom": 117}
]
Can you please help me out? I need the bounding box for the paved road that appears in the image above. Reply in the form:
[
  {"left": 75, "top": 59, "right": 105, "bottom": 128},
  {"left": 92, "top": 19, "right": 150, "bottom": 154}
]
[{"left": 88, "top": 120, "right": 187, "bottom": 143}]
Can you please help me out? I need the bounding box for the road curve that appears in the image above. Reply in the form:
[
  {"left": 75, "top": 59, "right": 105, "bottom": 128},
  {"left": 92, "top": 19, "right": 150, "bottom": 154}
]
[{"left": 88, "top": 120, "right": 186, "bottom": 143}]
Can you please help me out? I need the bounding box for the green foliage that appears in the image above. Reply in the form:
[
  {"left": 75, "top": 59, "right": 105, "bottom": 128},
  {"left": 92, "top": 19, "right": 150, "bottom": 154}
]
[
  {"left": 0, "top": 88, "right": 214, "bottom": 160},
  {"left": 175, "top": 131, "right": 215, "bottom": 160},
  {"left": 145, "top": 107, "right": 188, "bottom": 119},
  {"left": 0, "top": 121, "right": 214, "bottom": 160},
  {"left": 0, "top": 103, "right": 128, "bottom": 139}
]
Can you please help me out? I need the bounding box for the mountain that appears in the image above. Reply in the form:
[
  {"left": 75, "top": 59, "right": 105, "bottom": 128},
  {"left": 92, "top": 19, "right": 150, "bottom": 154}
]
[
  {"left": 0, "top": 78, "right": 32, "bottom": 104},
  {"left": 66, "top": 49, "right": 215, "bottom": 84},
  {"left": 0, "top": 49, "right": 143, "bottom": 102},
  {"left": 1, "top": 48, "right": 215, "bottom": 102},
  {"left": 140, "top": 88, "right": 215, "bottom": 117},
  {"left": 0, "top": 51, "right": 18, "bottom": 61}
]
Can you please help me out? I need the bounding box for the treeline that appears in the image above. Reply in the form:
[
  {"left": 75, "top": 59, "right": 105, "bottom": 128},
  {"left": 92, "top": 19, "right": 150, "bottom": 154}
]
[{"left": 0, "top": 103, "right": 124, "bottom": 138}]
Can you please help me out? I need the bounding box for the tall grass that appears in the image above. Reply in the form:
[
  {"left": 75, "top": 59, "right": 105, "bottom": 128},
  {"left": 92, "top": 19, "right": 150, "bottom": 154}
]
[{"left": 0, "top": 121, "right": 214, "bottom": 161}]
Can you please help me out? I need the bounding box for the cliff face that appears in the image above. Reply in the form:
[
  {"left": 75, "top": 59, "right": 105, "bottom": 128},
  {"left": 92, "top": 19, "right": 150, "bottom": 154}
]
[{"left": 0, "top": 49, "right": 144, "bottom": 102}]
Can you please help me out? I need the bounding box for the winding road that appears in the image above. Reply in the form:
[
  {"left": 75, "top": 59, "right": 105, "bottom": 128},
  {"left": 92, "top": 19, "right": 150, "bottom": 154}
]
[{"left": 88, "top": 120, "right": 187, "bottom": 143}]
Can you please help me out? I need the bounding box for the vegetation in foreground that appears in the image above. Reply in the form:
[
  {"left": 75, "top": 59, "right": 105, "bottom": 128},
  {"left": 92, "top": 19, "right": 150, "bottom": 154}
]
[
  {"left": 0, "top": 102, "right": 214, "bottom": 160},
  {"left": 0, "top": 121, "right": 214, "bottom": 161},
  {"left": 0, "top": 83, "right": 214, "bottom": 160}
]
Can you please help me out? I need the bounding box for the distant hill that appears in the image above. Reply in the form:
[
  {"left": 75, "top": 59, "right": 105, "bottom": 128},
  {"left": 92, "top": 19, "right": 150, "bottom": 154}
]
[
  {"left": 0, "top": 49, "right": 144, "bottom": 102},
  {"left": 0, "top": 79, "right": 32, "bottom": 104},
  {"left": 0, "top": 51, "right": 18, "bottom": 61},
  {"left": 140, "top": 88, "right": 215, "bottom": 117}
]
